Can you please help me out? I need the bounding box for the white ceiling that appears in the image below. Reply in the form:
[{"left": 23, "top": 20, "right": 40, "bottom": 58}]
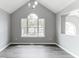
[
  {"left": 0, "top": 0, "right": 76, "bottom": 13},
  {"left": 38, "top": 0, "right": 76, "bottom": 13},
  {"left": 0, "top": 0, "right": 29, "bottom": 13}
]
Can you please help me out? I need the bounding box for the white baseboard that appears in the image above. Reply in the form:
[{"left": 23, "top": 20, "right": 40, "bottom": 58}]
[
  {"left": 0, "top": 43, "right": 10, "bottom": 52},
  {"left": 56, "top": 44, "right": 79, "bottom": 58},
  {"left": 10, "top": 42, "right": 57, "bottom": 45}
]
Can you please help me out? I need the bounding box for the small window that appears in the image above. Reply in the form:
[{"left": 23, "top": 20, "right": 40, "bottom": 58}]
[{"left": 65, "top": 22, "right": 76, "bottom": 35}]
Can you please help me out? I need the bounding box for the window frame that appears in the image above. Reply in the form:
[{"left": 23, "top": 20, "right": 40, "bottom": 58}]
[
  {"left": 60, "top": 12, "right": 77, "bottom": 36},
  {"left": 21, "top": 13, "right": 45, "bottom": 37}
]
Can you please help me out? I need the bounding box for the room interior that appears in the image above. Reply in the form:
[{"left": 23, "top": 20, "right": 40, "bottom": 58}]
[{"left": 0, "top": 0, "right": 79, "bottom": 58}]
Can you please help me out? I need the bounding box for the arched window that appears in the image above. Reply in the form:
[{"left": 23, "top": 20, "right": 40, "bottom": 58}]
[
  {"left": 65, "top": 22, "right": 76, "bottom": 35},
  {"left": 21, "top": 13, "right": 45, "bottom": 37}
]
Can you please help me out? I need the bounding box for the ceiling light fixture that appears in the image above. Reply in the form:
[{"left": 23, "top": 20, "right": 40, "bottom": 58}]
[
  {"left": 28, "top": 3, "right": 31, "bottom": 7},
  {"left": 34, "top": 1, "right": 38, "bottom": 6},
  {"left": 28, "top": 0, "right": 38, "bottom": 9}
]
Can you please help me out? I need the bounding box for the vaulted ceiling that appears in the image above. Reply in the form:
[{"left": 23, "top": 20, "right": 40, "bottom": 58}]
[{"left": 0, "top": 0, "right": 76, "bottom": 14}]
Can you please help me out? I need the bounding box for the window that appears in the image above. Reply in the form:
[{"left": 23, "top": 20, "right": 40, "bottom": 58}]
[
  {"left": 21, "top": 13, "right": 45, "bottom": 37},
  {"left": 65, "top": 22, "right": 76, "bottom": 35}
]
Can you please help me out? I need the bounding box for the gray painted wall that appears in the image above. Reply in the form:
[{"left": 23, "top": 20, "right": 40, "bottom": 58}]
[
  {"left": 11, "top": 2, "right": 56, "bottom": 44},
  {"left": 56, "top": 0, "right": 79, "bottom": 57},
  {"left": 0, "top": 9, "right": 10, "bottom": 50}
]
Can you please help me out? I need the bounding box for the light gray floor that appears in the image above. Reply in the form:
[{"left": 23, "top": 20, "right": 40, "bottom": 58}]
[{"left": 0, "top": 44, "right": 74, "bottom": 58}]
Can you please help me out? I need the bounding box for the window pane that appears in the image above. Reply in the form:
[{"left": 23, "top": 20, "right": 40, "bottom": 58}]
[
  {"left": 21, "top": 28, "right": 27, "bottom": 37},
  {"left": 21, "top": 18, "right": 27, "bottom": 27},
  {"left": 39, "top": 28, "right": 44, "bottom": 33},
  {"left": 65, "top": 22, "right": 76, "bottom": 35},
  {"left": 28, "top": 13, "right": 38, "bottom": 27},
  {"left": 39, "top": 28, "right": 45, "bottom": 37},
  {"left": 39, "top": 33, "right": 45, "bottom": 37},
  {"left": 28, "top": 13, "right": 38, "bottom": 20},
  {"left": 28, "top": 28, "right": 38, "bottom": 37},
  {"left": 39, "top": 19, "right": 45, "bottom": 27},
  {"left": 28, "top": 28, "right": 35, "bottom": 34},
  {"left": 28, "top": 19, "right": 37, "bottom": 27}
]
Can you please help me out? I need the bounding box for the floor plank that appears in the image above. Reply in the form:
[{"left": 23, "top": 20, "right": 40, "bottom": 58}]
[{"left": 0, "top": 44, "right": 74, "bottom": 58}]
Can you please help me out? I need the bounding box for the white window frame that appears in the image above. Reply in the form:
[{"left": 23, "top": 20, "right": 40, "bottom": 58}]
[{"left": 21, "top": 13, "right": 45, "bottom": 37}]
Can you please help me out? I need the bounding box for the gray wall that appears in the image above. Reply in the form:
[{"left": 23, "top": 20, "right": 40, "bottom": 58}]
[
  {"left": 11, "top": 2, "right": 56, "bottom": 44},
  {"left": 56, "top": 0, "right": 79, "bottom": 57},
  {"left": 0, "top": 9, "right": 10, "bottom": 50}
]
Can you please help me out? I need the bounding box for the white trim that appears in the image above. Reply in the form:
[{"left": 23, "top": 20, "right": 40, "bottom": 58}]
[
  {"left": 10, "top": 42, "right": 57, "bottom": 45},
  {"left": 56, "top": 44, "right": 79, "bottom": 58},
  {"left": 0, "top": 43, "right": 10, "bottom": 52}
]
